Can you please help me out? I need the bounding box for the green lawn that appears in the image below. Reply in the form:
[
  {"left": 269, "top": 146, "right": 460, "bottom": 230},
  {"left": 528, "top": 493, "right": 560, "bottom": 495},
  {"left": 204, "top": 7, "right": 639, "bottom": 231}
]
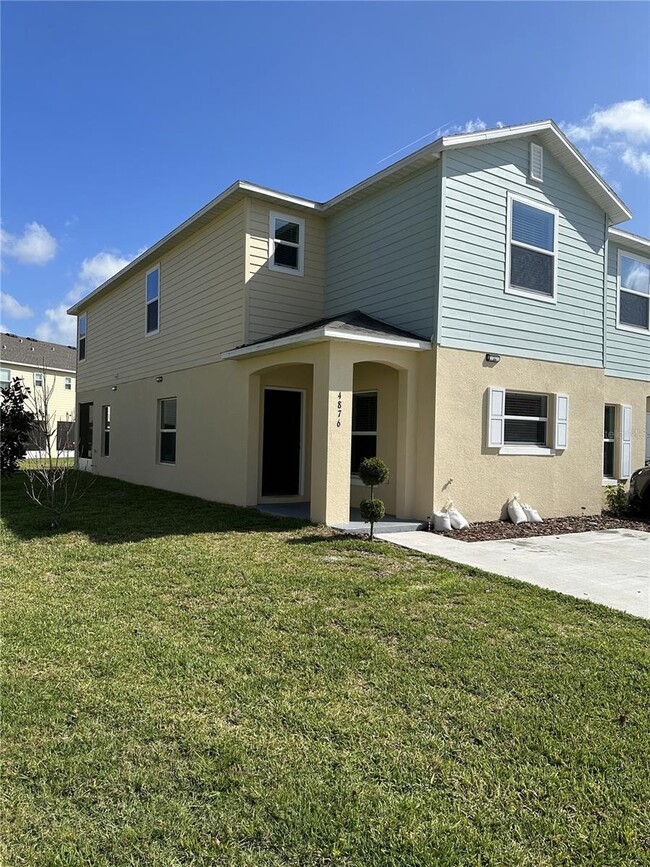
[{"left": 2, "top": 473, "right": 649, "bottom": 866}]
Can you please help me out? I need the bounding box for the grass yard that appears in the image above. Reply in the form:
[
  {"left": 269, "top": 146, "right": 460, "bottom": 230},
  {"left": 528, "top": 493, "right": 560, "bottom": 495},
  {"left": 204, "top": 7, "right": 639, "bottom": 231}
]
[{"left": 2, "top": 473, "right": 649, "bottom": 866}]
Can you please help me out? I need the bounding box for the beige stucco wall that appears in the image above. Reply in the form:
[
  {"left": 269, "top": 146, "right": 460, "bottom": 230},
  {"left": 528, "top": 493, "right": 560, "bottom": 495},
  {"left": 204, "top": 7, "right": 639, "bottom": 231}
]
[
  {"left": 77, "top": 340, "right": 434, "bottom": 525},
  {"left": 433, "top": 346, "right": 649, "bottom": 521}
]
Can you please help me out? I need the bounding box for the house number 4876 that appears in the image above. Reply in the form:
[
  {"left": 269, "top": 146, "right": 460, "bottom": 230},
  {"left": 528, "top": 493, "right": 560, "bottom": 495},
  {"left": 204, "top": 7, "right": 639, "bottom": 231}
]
[{"left": 336, "top": 392, "right": 342, "bottom": 428}]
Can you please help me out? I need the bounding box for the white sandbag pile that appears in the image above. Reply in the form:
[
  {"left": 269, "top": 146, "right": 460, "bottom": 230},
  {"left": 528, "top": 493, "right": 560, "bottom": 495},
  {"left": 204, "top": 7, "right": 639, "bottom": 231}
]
[
  {"left": 432, "top": 500, "right": 469, "bottom": 532},
  {"left": 508, "top": 493, "right": 543, "bottom": 524}
]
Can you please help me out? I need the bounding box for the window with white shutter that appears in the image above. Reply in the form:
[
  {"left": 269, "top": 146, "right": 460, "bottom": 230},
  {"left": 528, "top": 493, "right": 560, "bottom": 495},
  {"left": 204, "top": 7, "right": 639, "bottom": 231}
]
[{"left": 618, "top": 405, "right": 632, "bottom": 478}]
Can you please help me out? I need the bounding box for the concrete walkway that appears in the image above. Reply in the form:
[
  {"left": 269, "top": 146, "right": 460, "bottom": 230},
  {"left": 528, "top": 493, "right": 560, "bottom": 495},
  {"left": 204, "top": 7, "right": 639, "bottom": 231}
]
[{"left": 376, "top": 529, "right": 650, "bottom": 619}]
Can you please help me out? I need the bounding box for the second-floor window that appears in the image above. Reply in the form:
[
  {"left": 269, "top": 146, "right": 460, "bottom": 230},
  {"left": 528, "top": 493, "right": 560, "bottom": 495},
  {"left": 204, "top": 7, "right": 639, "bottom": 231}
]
[
  {"left": 0, "top": 368, "right": 10, "bottom": 389},
  {"left": 65, "top": 376, "right": 72, "bottom": 390},
  {"left": 618, "top": 251, "right": 649, "bottom": 332},
  {"left": 79, "top": 313, "right": 87, "bottom": 361},
  {"left": 506, "top": 195, "right": 558, "bottom": 302},
  {"left": 269, "top": 212, "right": 305, "bottom": 276},
  {"left": 146, "top": 266, "right": 160, "bottom": 334},
  {"left": 34, "top": 372, "right": 43, "bottom": 389}
]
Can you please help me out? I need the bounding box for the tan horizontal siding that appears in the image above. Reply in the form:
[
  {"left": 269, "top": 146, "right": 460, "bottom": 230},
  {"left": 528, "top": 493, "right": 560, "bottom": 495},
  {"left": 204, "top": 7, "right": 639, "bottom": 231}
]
[
  {"left": 246, "top": 199, "right": 326, "bottom": 343},
  {"left": 77, "top": 202, "right": 246, "bottom": 390}
]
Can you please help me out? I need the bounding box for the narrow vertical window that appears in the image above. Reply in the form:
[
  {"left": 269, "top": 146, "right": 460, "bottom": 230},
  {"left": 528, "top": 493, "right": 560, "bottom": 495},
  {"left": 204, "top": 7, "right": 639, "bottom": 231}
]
[
  {"left": 146, "top": 267, "right": 160, "bottom": 334},
  {"left": 102, "top": 405, "right": 111, "bottom": 457},
  {"left": 159, "top": 398, "right": 177, "bottom": 464},
  {"left": 64, "top": 376, "right": 72, "bottom": 390},
  {"left": 351, "top": 391, "right": 377, "bottom": 474},
  {"left": 618, "top": 252, "right": 650, "bottom": 331},
  {"left": 78, "top": 402, "right": 93, "bottom": 459},
  {"left": 268, "top": 212, "right": 305, "bottom": 276},
  {"left": 603, "top": 405, "right": 616, "bottom": 479},
  {"left": 507, "top": 195, "right": 558, "bottom": 301},
  {"left": 34, "top": 372, "right": 43, "bottom": 389},
  {"left": 79, "top": 313, "right": 87, "bottom": 361},
  {"left": 0, "top": 368, "right": 11, "bottom": 389}
]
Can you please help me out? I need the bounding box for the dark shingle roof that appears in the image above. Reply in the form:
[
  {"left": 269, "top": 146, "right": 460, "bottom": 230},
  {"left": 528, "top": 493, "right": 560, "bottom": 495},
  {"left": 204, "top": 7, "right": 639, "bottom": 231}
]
[
  {"left": 0, "top": 334, "right": 76, "bottom": 372},
  {"left": 233, "top": 310, "right": 426, "bottom": 351}
]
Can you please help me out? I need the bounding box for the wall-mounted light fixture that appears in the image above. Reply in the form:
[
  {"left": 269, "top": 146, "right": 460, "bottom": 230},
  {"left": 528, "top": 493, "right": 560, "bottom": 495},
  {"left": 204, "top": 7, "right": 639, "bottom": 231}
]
[
  {"left": 485, "top": 353, "right": 501, "bottom": 364},
  {"left": 155, "top": 376, "right": 163, "bottom": 383},
  {"left": 111, "top": 385, "right": 118, "bottom": 391}
]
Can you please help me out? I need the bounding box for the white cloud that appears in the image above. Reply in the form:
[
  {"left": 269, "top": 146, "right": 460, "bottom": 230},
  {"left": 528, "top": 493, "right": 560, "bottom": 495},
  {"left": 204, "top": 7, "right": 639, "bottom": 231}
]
[
  {"left": 563, "top": 99, "right": 650, "bottom": 179},
  {"left": 35, "top": 304, "right": 76, "bottom": 345},
  {"left": 33, "top": 247, "right": 143, "bottom": 346},
  {"left": 67, "top": 250, "right": 139, "bottom": 303},
  {"left": 0, "top": 222, "right": 57, "bottom": 265},
  {"left": 0, "top": 291, "right": 33, "bottom": 320}
]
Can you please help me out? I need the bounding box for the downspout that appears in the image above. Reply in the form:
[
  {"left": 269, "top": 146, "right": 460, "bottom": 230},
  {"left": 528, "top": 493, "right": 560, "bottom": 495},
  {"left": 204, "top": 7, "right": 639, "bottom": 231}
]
[{"left": 602, "top": 213, "right": 609, "bottom": 372}]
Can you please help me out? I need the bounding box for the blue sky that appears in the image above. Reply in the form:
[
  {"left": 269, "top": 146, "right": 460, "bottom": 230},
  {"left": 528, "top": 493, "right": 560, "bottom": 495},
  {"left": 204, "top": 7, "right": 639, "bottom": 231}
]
[{"left": 2, "top": 1, "right": 649, "bottom": 344}]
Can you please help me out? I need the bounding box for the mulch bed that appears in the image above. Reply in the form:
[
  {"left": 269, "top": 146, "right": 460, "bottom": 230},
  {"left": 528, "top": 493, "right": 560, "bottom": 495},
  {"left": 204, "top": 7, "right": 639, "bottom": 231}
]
[{"left": 429, "top": 513, "right": 650, "bottom": 543}]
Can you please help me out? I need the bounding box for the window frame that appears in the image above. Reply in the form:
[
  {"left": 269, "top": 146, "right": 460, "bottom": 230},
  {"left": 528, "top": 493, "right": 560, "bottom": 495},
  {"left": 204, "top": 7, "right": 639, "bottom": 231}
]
[
  {"left": 102, "top": 405, "right": 111, "bottom": 457},
  {"left": 158, "top": 397, "right": 177, "bottom": 465},
  {"left": 145, "top": 265, "right": 161, "bottom": 336},
  {"left": 351, "top": 390, "right": 378, "bottom": 479},
  {"left": 505, "top": 192, "right": 559, "bottom": 305},
  {"left": 616, "top": 249, "right": 650, "bottom": 333},
  {"left": 268, "top": 211, "right": 305, "bottom": 277},
  {"left": 64, "top": 376, "right": 72, "bottom": 390},
  {"left": 0, "top": 368, "right": 11, "bottom": 390},
  {"left": 503, "top": 390, "right": 549, "bottom": 448},
  {"left": 34, "top": 372, "right": 44, "bottom": 389},
  {"left": 78, "top": 313, "right": 87, "bottom": 362}
]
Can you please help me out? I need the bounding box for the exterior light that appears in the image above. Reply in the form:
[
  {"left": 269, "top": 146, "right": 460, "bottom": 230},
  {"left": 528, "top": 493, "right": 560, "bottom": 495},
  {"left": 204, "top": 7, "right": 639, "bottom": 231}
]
[
  {"left": 111, "top": 386, "right": 118, "bottom": 391},
  {"left": 485, "top": 353, "right": 501, "bottom": 363},
  {"left": 156, "top": 376, "right": 163, "bottom": 383}
]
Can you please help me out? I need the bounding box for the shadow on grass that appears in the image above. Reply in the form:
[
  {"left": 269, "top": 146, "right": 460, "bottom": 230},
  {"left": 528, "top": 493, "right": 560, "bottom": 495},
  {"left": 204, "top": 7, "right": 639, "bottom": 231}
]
[{"left": 1, "top": 472, "right": 312, "bottom": 544}]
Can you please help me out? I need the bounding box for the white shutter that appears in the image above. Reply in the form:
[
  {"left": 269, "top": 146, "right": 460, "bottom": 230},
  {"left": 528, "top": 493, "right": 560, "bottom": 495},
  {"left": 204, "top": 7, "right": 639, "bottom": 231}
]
[
  {"left": 486, "top": 387, "right": 505, "bottom": 448},
  {"left": 618, "top": 405, "right": 632, "bottom": 478},
  {"left": 530, "top": 143, "right": 544, "bottom": 181},
  {"left": 554, "top": 393, "right": 569, "bottom": 449}
]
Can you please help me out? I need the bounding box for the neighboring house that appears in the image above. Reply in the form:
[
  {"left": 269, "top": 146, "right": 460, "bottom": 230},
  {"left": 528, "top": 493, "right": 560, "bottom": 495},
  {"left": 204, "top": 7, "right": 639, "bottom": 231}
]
[
  {"left": 0, "top": 334, "right": 77, "bottom": 457},
  {"left": 68, "top": 120, "right": 650, "bottom": 524}
]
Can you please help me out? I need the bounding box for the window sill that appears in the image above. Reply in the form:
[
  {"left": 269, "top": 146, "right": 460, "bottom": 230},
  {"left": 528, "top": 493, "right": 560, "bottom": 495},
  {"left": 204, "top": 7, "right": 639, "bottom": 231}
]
[
  {"left": 602, "top": 478, "right": 623, "bottom": 486},
  {"left": 615, "top": 322, "right": 650, "bottom": 335},
  {"left": 505, "top": 286, "right": 557, "bottom": 305},
  {"left": 268, "top": 262, "right": 304, "bottom": 278},
  {"left": 499, "top": 446, "right": 556, "bottom": 456}
]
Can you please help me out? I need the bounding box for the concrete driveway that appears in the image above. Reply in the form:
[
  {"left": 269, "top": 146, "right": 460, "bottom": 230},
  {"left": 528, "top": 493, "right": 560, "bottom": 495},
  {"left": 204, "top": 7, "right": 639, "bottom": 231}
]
[{"left": 376, "top": 529, "right": 650, "bottom": 619}]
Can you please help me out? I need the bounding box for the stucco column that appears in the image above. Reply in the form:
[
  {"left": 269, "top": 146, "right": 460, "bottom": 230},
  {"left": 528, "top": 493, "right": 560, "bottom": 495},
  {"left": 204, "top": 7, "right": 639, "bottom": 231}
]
[
  {"left": 395, "top": 367, "right": 418, "bottom": 519},
  {"left": 310, "top": 344, "right": 353, "bottom": 525}
]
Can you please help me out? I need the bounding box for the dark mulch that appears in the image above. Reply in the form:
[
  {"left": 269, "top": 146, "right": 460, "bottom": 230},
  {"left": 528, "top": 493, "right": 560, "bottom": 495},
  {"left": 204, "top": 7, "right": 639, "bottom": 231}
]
[{"left": 431, "top": 512, "right": 650, "bottom": 543}]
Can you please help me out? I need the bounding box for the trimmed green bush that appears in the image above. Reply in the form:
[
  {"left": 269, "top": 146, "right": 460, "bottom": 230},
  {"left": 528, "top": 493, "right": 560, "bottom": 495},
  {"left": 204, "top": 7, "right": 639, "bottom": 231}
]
[
  {"left": 358, "top": 457, "right": 390, "bottom": 489},
  {"left": 605, "top": 484, "right": 629, "bottom": 517}
]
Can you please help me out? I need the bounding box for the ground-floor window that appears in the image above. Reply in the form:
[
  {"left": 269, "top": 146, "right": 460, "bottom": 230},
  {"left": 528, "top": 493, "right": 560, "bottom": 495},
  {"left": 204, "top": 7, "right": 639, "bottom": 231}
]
[
  {"left": 78, "top": 402, "right": 93, "bottom": 459},
  {"left": 159, "top": 398, "right": 177, "bottom": 464},
  {"left": 57, "top": 420, "right": 75, "bottom": 452},
  {"left": 504, "top": 392, "right": 548, "bottom": 445},
  {"left": 102, "top": 406, "right": 111, "bottom": 457},
  {"left": 351, "top": 391, "right": 377, "bottom": 473}
]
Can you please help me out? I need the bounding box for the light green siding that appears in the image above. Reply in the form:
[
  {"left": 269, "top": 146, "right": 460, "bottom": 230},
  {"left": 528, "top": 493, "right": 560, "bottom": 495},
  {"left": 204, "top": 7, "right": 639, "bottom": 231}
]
[
  {"left": 439, "top": 138, "right": 607, "bottom": 366},
  {"left": 324, "top": 163, "right": 439, "bottom": 339},
  {"left": 605, "top": 242, "right": 650, "bottom": 381}
]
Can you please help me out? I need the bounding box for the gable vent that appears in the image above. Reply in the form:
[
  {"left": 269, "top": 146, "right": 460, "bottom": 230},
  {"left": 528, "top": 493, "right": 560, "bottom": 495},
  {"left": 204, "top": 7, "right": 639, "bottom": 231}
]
[{"left": 530, "top": 143, "right": 544, "bottom": 182}]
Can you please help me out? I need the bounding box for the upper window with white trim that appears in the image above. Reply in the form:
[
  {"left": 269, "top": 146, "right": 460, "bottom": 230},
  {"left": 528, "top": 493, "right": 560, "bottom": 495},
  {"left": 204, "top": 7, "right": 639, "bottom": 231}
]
[
  {"left": 507, "top": 195, "right": 558, "bottom": 302},
  {"left": 617, "top": 251, "right": 649, "bottom": 332},
  {"left": 64, "top": 376, "right": 72, "bottom": 390},
  {"left": 269, "top": 212, "right": 305, "bottom": 276},
  {"left": 146, "top": 266, "right": 160, "bottom": 335},
  {"left": 78, "top": 313, "right": 87, "bottom": 361},
  {"left": 34, "top": 372, "right": 43, "bottom": 389},
  {"left": 0, "top": 368, "right": 10, "bottom": 390}
]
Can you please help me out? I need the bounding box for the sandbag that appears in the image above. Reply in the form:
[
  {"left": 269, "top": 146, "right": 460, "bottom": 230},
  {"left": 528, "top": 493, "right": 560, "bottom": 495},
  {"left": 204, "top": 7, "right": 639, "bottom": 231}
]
[
  {"left": 508, "top": 495, "right": 528, "bottom": 524},
  {"left": 522, "top": 503, "right": 543, "bottom": 523},
  {"left": 447, "top": 506, "right": 469, "bottom": 530},
  {"left": 433, "top": 510, "right": 452, "bottom": 531}
]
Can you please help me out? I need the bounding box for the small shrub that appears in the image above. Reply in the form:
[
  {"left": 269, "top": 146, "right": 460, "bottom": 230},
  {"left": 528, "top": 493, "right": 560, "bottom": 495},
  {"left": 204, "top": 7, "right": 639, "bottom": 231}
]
[
  {"left": 359, "top": 497, "right": 386, "bottom": 540},
  {"left": 358, "top": 458, "right": 390, "bottom": 490},
  {"left": 605, "top": 484, "right": 629, "bottom": 517}
]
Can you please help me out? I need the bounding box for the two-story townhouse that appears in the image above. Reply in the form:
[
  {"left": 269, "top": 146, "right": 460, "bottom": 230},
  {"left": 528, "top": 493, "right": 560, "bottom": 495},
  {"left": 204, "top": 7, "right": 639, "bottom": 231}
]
[
  {"left": 1, "top": 334, "right": 77, "bottom": 456},
  {"left": 68, "top": 120, "right": 650, "bottom": 524}
]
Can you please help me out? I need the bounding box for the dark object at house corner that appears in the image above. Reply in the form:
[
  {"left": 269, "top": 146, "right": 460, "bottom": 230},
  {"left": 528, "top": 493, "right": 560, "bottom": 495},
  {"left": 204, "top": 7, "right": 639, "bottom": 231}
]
[{"left": 628, "top": 466, "right": 650, "bottom": 516}]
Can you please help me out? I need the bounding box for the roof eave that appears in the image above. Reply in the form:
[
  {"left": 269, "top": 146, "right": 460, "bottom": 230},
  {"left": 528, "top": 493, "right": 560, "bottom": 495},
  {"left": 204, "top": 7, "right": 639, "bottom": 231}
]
[{"left": 608, "top": 227, "right": 650, "bottom": 256}]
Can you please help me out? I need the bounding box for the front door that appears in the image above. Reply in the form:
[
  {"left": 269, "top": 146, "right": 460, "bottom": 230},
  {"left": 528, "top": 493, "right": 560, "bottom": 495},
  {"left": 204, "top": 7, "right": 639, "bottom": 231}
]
[{"left": 262, "top": 389, "right": 302, "bottom": 496}]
